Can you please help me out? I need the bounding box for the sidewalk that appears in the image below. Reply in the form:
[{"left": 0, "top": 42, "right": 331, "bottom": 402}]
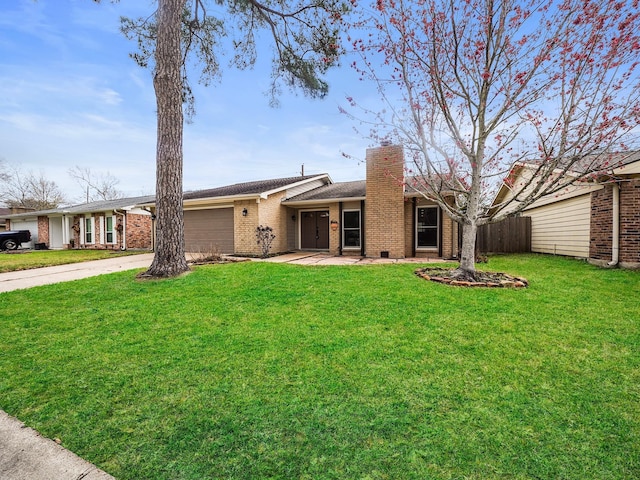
[{"left": 0, "top": 411, "right": 115, "bottom": 480}]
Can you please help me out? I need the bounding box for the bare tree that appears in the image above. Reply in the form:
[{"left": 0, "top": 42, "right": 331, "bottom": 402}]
[
  {"left": 0, "top": 165, "right": 66, "bottom": 210},
  {"left": 0, "top": 159, "right": 9, "bottom": 184},
  {"left": 118, "top": 0, "right": 349, "bottom": 278},
  {"left": 346, "top": 0, "right": 640, "bottom": 279},
  {"left": 68, "top": 166, "right": 123, "bottom": 202}
]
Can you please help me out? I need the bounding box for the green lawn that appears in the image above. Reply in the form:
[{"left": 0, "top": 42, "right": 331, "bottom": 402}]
[
  {"left": 0, "top": 254, "right": 638, "bottom": 479},
  {"left": 0, "top": 249, "right": 145, "bottom": 273}
]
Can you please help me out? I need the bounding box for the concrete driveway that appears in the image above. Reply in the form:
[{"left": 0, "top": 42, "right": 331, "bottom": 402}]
[{"left": 0, "top": 253, "right": 154, "bottom": 293}]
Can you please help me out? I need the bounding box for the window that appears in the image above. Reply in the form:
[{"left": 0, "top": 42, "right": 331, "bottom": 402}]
[
  {"left": 106, "top": 216, "right": 115, "bottom": 243},
  {"left": 416, "top": 206, "right": 438, "bottom": 249},
  {"left": 343, "top": 210, "right": 361, "bottom": 248},
  {"left": 85, "top": 217, "right": 94, "bottom": 244}
]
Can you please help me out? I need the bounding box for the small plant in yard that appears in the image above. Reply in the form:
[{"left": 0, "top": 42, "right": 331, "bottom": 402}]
[
  {"left": 256, "top": 225, "right": 276, "bottom": 258},
  {"left": 187, "top": 245, "right": 223, "bottom": 264}
]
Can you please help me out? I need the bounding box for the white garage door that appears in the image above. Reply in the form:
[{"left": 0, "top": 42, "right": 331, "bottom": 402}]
[
  {"left": 8, "top": 218, "right": 38, "bottom": 248},
  {"left": 184, "top": 208, "right": 234, "bottom": 254}
]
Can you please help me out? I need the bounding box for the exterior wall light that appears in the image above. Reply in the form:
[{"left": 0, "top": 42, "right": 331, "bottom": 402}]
[{"left": 242, "top": 208, "right": 248, "bottom": 216}]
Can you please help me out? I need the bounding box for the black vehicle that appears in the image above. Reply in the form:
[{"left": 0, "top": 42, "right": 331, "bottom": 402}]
[{"left": 0, "top": 230, "right": 31, "bottom": 250}]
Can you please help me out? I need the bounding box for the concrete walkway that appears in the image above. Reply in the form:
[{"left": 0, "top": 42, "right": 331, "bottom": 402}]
[
  {"left": 0, "top": 411, "right": 115, "bottom": 480},
  {"left": 260, "top": 251, "right": 446, "bottom": 265},
  {"left": 0, "top": 253, "right": 155, "bottom": 293},
  {"left": 0, "top": 250, "right": 447, "bottom": 479}
]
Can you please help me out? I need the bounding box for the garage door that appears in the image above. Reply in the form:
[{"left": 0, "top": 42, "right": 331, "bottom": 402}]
[
  {"left": 8, "top": 218, "right": 38, "bottom": 248},
  {"left": 184, "top": 208, "right": 234, "bottom": 254}
]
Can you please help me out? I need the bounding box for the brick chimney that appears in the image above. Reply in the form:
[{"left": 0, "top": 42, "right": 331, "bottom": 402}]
[{"left": 365, "top": 144, "right": 405, "bottom": 258}]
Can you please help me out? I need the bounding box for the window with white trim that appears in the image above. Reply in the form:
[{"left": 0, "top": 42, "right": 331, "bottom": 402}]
[
  {"left": 106, "top": 216, "right": 115, "bottom": 244},
  {"left": 85, "top": 217, "right": 95, "bottom": 244},
  {"left": 416, "top": 206, "right": 438, "bottom": 249},
  {"left": 342, "top": 210, "right": 361, "bottom": 248}
]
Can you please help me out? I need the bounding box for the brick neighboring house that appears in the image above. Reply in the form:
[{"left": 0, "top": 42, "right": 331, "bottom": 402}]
[
  {"left": 5, "top": 196, "right": 155, "bottom": 251},
  {"left": 492, "top": 152, "right": 640, "bottom": 268},
  {"left": 0, "top": 208, "right": 10, "bottom": 231},
  {"left": 141, "top": 144, "right": 460, "bottom": 260}
]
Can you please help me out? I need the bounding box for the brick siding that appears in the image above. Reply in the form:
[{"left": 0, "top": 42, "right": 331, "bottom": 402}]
[
  {"left": 72, "top": 212, "right": 152, "bottom": 250},
  {"left": 234, "top": 200, "right": 261, "bottom": 256},
  {"left": 364, "top": 145, "right": 406, "bottom": 258},
  {"left": 329, "top": 204, "right": 341, "bottom": 255},
  {"left": 37, "top": 216, "right": 49, "bottom": 246},
  {"left": 126, "top": 212, "right": 152, "bottom": 249},
  {"left": 589, "top": 185, "right": 614, "bottom": 261},
  {"left": 590, "top": 180, "right": 640, "bottom": 267},
  {"left": 620, "top": 178, "right": 640, "bottom": 266}
]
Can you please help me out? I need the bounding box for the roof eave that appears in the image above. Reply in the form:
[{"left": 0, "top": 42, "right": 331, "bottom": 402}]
[
  {"left": 283, "top": 196, "right": 366, "bottom": 206},
  {"left": 182, "top": 193, "right": 262, "bottom": 206},
  {"left": 261, "top": 174, "right": 332, "bottom": 198}
]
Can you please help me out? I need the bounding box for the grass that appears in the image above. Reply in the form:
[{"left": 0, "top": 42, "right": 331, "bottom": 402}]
[
  {"left": 0, "top": 254, "right": 638, "bottom": 479},
  {"left": 0, "top": 249, "right": 146, "bottom": 273}
]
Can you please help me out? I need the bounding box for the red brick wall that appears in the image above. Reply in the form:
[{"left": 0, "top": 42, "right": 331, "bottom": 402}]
[
  {"left": 126, "top": 213, "right": 153, "bottom": 249},
  {"left": 71, "top": 212, "right": 152, "bottom": 250},
  {"left": 37, "top": 216, "right": 49, "bottom": 246},
  {"left": 589, "top": 185, "right": 613, "bottom": 261},
  {"left": 620, "top": 178, "right": 640, "bottom": 266},
  {"left": 590, "top": 180, "right": 640, "bottom": 267}
]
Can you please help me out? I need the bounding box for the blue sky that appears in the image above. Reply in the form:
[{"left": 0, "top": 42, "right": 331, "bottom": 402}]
[{"left": 0, "top": 0, "right": 374, "bottom": 203}]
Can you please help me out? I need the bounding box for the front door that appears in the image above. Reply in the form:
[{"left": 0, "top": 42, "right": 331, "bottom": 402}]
[{"left": 301, "top": 210, "right": 329, "bottom": 249}]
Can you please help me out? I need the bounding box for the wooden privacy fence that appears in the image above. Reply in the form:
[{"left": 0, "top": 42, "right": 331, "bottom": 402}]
[{"left": 476, "top": 216, "right": 531, "bottom": 254}]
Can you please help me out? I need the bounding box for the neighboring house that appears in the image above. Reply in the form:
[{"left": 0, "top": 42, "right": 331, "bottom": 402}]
[
  {"left": 0, "top": 208, "right": 10, "bottom": 231},
  {"left": 5, "top": 196, "right": 155, "bottom": 250},
  {"left": 492, "top": 152, "right": 640, "bottom": 268},
  {"left": 141, "top": 144, "right": 460, "bottom": 259}
]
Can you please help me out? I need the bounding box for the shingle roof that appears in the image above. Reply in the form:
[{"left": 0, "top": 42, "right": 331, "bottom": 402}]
[
  {"left": 522, "top": 150, "right": 640, "bottom": 172},
  {"left": 183, "top": 175, "right": 327, "bottom": 200},
  {"left": 5, "top": 195, "right": 156, "bottom": 218},
  {"left": 284, "top": 180, "right": 366, "bottom": 202}
]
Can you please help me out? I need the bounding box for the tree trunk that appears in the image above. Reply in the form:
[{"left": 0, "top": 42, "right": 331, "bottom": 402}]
[
  {"left": 143, "top": 0, "right": 190, "bottom": 278},
  {"left": 457, "top": 221, "right": 477, "bottom": 276}
]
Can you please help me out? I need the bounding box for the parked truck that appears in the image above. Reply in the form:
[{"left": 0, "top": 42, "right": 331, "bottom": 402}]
[{"left": 0, "top": 230, "right": 32, "bottom": 250}]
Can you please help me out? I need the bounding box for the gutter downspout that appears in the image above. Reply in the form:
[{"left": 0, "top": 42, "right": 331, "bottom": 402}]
[
  {"left": 143, "top": 207, "right": 156, "bottom": 252},
  {"left": 608, "top": 183, "right": 620, "bottom": 267},
  {"left": 338, "top": 201, "right": 343, "bottom": 256},
  {"left": 114, "top": 209, "right": 127, "bottom": 250}
]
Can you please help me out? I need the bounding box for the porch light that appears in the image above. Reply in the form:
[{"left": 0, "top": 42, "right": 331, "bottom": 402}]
[
  {"left": 242, "top": 208, "right": 248, "bottom": 216},
  {"left": 330, "top": 220, "right": 339, "bottom": 231}
]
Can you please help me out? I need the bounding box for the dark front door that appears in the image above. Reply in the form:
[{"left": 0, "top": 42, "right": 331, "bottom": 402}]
[{"left": 301, "top": 210, "right": 329, "bottom": 249}]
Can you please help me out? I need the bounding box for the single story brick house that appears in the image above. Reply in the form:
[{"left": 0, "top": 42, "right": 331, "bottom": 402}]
[
  {"left": 141, "top": 143, "right": 460, "bottom": 259},
  {"left": 5, "top": 196, "right": 155, "bottom": 251},
  {"left": 6, "top": 144, "right": 461, "bottom": 259},
  {"left": 491, "top": 152, "right": 640, "bottom": 268}
]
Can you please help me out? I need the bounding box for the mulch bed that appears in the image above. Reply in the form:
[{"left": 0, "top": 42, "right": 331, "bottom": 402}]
[
  {"left": 415, "top": 267, "right": 528, "bottom": 288},
  {"left": 188, "top": 256, "right": 249, "bottom": 266}
]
